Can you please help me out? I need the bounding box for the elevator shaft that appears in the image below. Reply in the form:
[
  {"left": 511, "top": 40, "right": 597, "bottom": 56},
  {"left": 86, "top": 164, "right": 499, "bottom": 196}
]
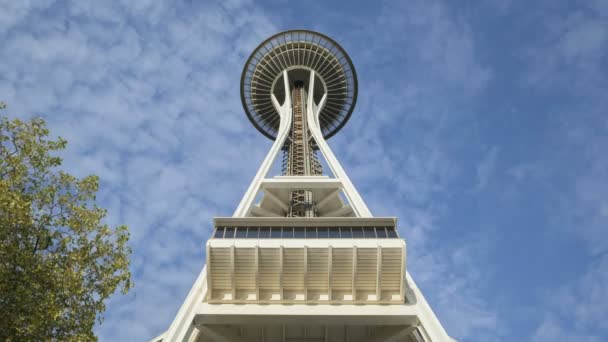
[{"left": 284, "top": 82, "right": 322, "bottom": 217}]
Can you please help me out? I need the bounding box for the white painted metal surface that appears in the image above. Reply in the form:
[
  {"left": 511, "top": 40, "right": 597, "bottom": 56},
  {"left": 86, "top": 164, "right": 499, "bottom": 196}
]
[
  {"left": 305, "top": 70, "right": 372, "bottom": 218},
  {"left": 207, "top": 240, "right": 405, "bottom": 304},
  {"left": 233, "top": 70, "right": 293, "bottom": 218}
]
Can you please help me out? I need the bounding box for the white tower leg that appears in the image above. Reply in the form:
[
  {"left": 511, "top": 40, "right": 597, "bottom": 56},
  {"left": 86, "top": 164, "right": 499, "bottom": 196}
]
[
  {"left": 305, "top": 71, "right": 371, "bottom": 218},
  {"left": 233, "top": 70, "right": 293, "bottom": 218}
]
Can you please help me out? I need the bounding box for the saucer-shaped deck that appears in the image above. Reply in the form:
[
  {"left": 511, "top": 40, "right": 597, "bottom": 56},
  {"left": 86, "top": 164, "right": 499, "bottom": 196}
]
[{"left": 241, "top": 30, "right": 358, "bottom": 140}]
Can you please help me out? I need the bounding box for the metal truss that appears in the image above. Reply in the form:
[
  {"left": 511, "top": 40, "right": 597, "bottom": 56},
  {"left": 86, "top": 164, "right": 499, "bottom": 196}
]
[{"left": 284, "top": 83, "right": 322, "bottom": 217}]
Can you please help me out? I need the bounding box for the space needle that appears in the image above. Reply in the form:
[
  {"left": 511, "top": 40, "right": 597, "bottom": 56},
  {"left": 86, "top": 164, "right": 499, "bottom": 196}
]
[{"left": 154, "top": 30, "right": 455, "bottom": 342}]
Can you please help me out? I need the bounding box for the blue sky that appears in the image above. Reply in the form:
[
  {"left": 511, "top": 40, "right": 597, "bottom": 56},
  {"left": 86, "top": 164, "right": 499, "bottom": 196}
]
[{"left": 1, "top": 0, "right": 607, "bottom": 341}]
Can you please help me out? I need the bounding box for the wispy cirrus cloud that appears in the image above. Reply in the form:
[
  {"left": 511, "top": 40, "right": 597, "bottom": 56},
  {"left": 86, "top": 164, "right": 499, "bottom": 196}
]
[
  {"left": 511, "top": 1, "right": 608, "bottom": 340},
  {"left": 1, "top": 0, "right": 277, "bottom": 340},
  {"left": 317, "top": 1, "right": 501, "bottom": 339},
  {"left": 2, "top": 0, "right": 608, "bottom": 341},
  {"left": 532, "top": 255, "right": 608, "bottom": 342}
]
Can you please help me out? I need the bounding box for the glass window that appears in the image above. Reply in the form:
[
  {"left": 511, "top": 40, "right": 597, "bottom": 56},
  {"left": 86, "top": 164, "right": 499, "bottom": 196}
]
[
  {"left": 387, "top": 227, "right": 398, "bottom": 238},
  {"left": 352, "top": 227, "right": 364, "bottom": 238},
  {"left": 247, "top": 227, "right": 259, "bottom": 238},
  {"left": 283, "top": 227, "right": 294, "bottom": 238},
  {"left": 329, "top": 227, "right": 340, "bottom": 238},
  {"left": 235, "top": 227, "right": 247, "bottom": 238},
  {"left": 317, "top": 227, "right": 329, "bottom": 238},
  {"left": 294, "top": 228, "right": 305, "bottom": 238},
  {"left": 375, "top": 227, "right": 387, "bottom": 238},
  {"left": 305, "top": 227, "right": 316, "bottom": 239},
  {"left": 224, "top": 227, "right": 235, "bottom": 238},
  {"left": 270, "top": 227, "right": 282, "bottom": 238},
  {"left": 363, "top": 227, "right": 376, "bottom": 238},
  {"left": 259, "top": 227, "right": 271, "bottom": 238},
  {"left": 214, "top": 227, "right": 225, "bottom": 238},
  {"left": 340, "top": 227, "right": 352, "bottom": 238}
]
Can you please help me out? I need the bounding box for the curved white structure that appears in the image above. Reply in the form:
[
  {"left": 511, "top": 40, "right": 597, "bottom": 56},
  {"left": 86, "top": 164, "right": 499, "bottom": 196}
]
[{"left": 154, "top": 30, "right": 455, "bottom": 342}]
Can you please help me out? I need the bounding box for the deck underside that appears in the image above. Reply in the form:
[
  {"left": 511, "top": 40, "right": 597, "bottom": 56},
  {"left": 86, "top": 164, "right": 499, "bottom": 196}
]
[{"left": 196, "top": 323, "right": 424, "bottom": 342}]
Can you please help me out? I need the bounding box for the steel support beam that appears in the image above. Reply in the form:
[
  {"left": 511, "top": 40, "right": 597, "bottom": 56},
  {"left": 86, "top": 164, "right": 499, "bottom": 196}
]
[
  {"left": 251, "top": 205, "right": 283, "bottom": 217},
  {"left": 323, "top": 205, "right": 353, "bottom": 217},
  {"left": 263, "top": 189, "right": 289, "bottom": 212},
  {"left": 197, "top": 325, "right": 249, "bottom": 342}
]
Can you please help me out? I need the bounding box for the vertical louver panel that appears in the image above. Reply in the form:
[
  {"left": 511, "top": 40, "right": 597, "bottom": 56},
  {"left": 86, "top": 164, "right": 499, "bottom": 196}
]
[
  {"left": 209, "top": 248, "right": 231, "bottom": 289},
  {"left": 331, "top": 248, "right": 353, "bottom": 292},
  {"left": 307, "top": 248, "right": 329, "bottom": 290},
  {"left": 355, "top": 248, "right": 377, "bottom": 291},
  {"left": 259, "top": 248, "right": 280, "bottom": 290},
  {"left": 381, "top": 248, "right": 403, "bottom": 290},
  {"left": 234, "top": 248, "right": 255, "bottom": 290},
  {"left": 283, "top": 248, "right": 305, "bottom": 294},
  {"left": 209, "top": 247, "right": 232, "bottom": 301}
]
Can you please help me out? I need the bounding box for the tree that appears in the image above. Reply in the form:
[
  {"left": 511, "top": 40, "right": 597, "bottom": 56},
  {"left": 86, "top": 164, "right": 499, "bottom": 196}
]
[{"left": 0, "top": 102, "right": 132, "bottom": 341}]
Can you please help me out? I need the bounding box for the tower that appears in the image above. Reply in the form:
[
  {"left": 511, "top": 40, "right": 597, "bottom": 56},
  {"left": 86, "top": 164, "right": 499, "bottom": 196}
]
[{"left": 154, "top": 30, "right": 455, "bottom": 342}]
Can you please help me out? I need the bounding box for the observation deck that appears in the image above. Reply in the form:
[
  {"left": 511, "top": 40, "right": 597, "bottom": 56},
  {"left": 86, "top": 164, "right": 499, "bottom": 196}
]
[
  {"left": 241, "top": 30, "right": 357, "bottom": 140},
  {"left": 206, "top": 217, "right": 406, "bottom": 305}
]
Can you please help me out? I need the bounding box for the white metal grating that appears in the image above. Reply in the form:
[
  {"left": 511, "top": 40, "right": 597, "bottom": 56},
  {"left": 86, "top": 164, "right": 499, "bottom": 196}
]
[
  {"left": 355, "top": 248, "right": 377, "bottom": 291},
  {"left": 208, "top": 241, "right": 405, "bottom": 304}
]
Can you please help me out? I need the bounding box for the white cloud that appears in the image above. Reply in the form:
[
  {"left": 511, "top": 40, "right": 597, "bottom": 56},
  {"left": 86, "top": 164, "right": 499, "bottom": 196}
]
[
  {"left": 514, "top": 2, "right": 608, "bottom": 339},
  {"left": 532, "top": 315, "right": 600, "bottom": 342},
  {"left": 0, "top": 0, "right": 56, "bottom": 33},
  {"left": 523, "top": 2, "right": 608, "bottom": 92},
  {"left": 318, "top": 1, "right": 501, "bottom": 339},
  {"left": 1, "top": 1, "right": 278, "bottom": 340},
  {"left": 532, "top": 255, "right": 608, "bottom": 341},
  {"left": 9, "top": 1, "right": 608, "bottom": 341}
]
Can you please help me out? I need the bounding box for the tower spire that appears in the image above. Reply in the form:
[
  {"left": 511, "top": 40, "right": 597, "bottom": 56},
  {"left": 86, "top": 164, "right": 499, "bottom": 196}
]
[{"left": 155, "top": 30, "right": 456, "bottom": 342}]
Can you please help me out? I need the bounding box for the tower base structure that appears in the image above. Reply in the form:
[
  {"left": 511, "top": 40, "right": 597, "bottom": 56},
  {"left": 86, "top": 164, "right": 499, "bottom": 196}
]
[{"left": 153, "top": 218, "right": 455, "bottom": 342}]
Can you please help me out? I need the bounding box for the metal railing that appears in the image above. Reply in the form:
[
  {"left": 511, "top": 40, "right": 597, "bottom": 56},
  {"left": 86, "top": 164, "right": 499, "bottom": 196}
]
[{"left": 212, "top": 226, "right": 399, "bottom": 239}]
